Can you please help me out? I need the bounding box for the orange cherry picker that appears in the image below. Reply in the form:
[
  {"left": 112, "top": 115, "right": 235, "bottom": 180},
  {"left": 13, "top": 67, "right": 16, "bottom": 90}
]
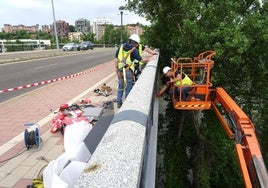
[{"left": 169, "top": 51, "right": 268, "bottom": 188}]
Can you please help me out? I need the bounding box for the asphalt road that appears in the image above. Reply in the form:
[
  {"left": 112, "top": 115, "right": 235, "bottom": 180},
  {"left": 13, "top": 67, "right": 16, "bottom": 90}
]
[{"left": 0, "top": 48, "right": 116, "bottom": 103}]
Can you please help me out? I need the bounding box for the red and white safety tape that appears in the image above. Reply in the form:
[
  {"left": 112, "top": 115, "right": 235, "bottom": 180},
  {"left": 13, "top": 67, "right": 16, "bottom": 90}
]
[
  {"left": 0, "top": 61, "right": 113, "bottom": 94},
  {"left": 0, "top": 68, "right": 98, "bottom": 93},
  {"left": 0, "top": 72, "right": 83, "bottom": 93}
]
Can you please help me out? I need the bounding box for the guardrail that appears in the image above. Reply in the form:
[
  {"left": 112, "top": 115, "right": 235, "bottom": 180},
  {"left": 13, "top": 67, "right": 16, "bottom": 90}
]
[
  {"left": 0, "top": 44, "right": 116, "bottom": 53},
  {"left": 0, "top": 47, "right": 115, "bottom": 64},
  {"left": 75, "top": 52, "right": 160, "bottom": 187}
]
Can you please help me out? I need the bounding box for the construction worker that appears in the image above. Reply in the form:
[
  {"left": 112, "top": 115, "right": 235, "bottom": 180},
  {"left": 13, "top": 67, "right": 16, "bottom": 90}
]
[
  {"left": 134, "top": 43, "right": 157, "bottom": 81},
  {"left": 156, "top": 66, "right": 194, "bottom": 101},
  {"left": 115, "top": 34, "right": 150, "bottom": 108}
]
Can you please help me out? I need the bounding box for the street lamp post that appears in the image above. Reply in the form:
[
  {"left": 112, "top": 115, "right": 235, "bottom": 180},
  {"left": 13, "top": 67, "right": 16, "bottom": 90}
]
[
  {"left": 104, "top": 24, "right": 106, "bottom": 48},
  {"left": 119, "top": 6, "right": 125, "bottom": 44},
  {"left": 136, "top": 22, "right": 139, "bottom": 35},
  {"left": 51, "top": 0, "right": 59, "bottom": 54},
  {"left": 36, "top": 24, "right": 41, "bottom": 50}
]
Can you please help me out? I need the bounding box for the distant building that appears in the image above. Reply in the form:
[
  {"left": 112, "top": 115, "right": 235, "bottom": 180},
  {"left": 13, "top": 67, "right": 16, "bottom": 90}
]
[
  {"left": 50, "top": 20, "right": 69, "bottom": 37},
  {"left": 41, "top": 25, "right": 51, "bottom": 33},
  {"left": 1, "top": 19, "right": 144, "bottom": 43},
  {"left": 68, "top": 32, "right": 83, "bottom": 42},
  {"left": 127, "top": 25, "right": 143, "bottom": 36},
  {"left": 92, "top": 18, "right": 112, "bottom": 40},
  {"left": 96, "top": 24, "right": 106, "bottom": 41},
  {"left": 2, "top": 24, "right": 39, "bottom": 33},
  {"left": 2, "top": 24, "right": 12, "bottom": 32},
  {"left": 75, "top": 19, "right": 90, "bottom": 33}
]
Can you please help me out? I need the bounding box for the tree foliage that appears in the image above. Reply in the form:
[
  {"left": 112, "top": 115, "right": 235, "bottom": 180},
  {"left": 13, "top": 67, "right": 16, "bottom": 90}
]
[
  {"left": 99, "top": 24, "right": 132, "bottom": 45},
  {"left": 69, "top": 25, "right": 75, "bottom": 32},
  {"left": 80, "top": 32, "right": 95, "bottom": 42},
  {"left": 126, "top": 0, "right": 268, "bottom": 187},
  {"left": 0, "top": 30, "right": 53, "bottom": 41},
  {"left": 0, "top": 30, "right": 30, "bottom": 39}
]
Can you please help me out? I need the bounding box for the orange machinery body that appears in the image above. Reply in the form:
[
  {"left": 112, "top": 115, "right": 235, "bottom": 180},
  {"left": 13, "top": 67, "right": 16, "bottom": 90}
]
[
  {"left": 169, "top": 51, "right": 268, "bottom": 187},
  {"left": 171, "top": 51, "right": 215, "bottom": 110}
]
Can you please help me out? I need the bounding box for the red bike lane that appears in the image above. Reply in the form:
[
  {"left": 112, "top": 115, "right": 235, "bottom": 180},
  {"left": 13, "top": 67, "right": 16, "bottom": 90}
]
[{"left": 0, "top": 60, "right": 117, "bottom": 187}]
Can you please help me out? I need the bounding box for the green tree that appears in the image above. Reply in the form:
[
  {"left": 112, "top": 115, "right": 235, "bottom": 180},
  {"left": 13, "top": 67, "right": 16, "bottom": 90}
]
[
  {"left": 80, "top": 32, "right": 95, "bottom": 42},
  {"left": 99, "top": 24, "right": 130, "bottom": 45},
  {"left": 69, "top": 25, "right": 75, "bottom": 32},
  {"left": 39, "top": 31, "right": 53, "bottom": 41},
  {"left": 14, "top": 30, "right": 30, "bottom": 39},
  {"left": 127, "top": 0, "right": 268, "bottom": 187},
  {"left": 99, "top": 24, "right": 115, "bottom": 44}
]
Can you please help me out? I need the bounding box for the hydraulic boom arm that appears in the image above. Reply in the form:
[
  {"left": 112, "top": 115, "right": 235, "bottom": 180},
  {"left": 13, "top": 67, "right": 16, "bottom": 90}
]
[{"left": 212, "top": 87, "right": 268, "bottom": 188}]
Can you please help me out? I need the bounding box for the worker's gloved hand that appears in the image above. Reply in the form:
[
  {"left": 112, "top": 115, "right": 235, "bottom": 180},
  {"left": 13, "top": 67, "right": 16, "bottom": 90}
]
[
  {"left": 156, "top": 92, "right": 162, "bottom": 97},
  {"left": 166, "top": 81, "right": 171, "bottom": 85}
]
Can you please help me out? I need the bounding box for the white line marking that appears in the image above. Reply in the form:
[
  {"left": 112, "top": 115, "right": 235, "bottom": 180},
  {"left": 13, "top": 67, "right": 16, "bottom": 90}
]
[{"left": 34, "top": 63, "right": 57, "bottom": 70}]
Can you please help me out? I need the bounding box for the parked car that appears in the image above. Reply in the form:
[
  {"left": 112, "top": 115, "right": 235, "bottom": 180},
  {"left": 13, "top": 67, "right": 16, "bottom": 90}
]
[
  {"left": 78, "top": 41, "right": 94, "bottom": 50},
  {"left": 62, "top": 43, "right": 79, "bottom": 51}
]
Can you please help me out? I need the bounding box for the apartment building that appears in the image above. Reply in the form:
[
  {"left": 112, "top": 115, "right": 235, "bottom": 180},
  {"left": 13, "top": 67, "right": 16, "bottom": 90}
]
[
  {"left": 3, "top": 24, "right": 39, "bottom": 33},
  {"left": 41, "top": 25, "right": 51, "bottom": 33},
  {"left": 127, "top": 25, "right": 143, "bottom": 36},
  {"left": 50, "top": 20, "right": 69, "bottom": 37},
  {"left": 1, "top": 20, "right": 143, "bottom": 42},
  {"left": 68, "top": 32, "right": 83, "bottom": 42},
  {"left": 75, "top": 19, "right": 90, "bottom": 33},
  {"left": 92, "top": 18, "right": 112, "bottom": 40}
]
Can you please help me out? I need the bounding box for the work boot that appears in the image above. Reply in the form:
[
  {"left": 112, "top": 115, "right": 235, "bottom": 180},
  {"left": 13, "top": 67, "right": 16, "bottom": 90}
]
[{"left": 117, "top": 102, "right": 122, "bottom": 108}]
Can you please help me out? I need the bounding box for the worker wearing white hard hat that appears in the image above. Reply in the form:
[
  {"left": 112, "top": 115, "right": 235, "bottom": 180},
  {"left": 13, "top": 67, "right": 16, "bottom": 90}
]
[
  {"left": 129, "top": 34, "right": 140, "bottom": 44},
  {"left": 156, "top": 66, "right": 194, "bottom": 101},
  {"left": 162, "top": 66, "right": 171, "bottom": 75},
  {"left": 133, "top": 37, "right": 157, "bottom": 81},
  {"left": 114, "top": 34, "right": 151, "bottom": 108}
]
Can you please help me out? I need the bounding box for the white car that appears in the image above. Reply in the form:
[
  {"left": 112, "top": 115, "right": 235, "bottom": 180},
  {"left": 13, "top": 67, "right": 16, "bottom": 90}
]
[{"left": 62, "top": 43, "right": 78, "bottom": 51}]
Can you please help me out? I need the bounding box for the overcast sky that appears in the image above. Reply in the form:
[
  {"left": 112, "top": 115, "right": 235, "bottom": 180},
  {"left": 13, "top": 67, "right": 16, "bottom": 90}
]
[{"left": 0, "top": 0, "right": 149, "bottom": 28}]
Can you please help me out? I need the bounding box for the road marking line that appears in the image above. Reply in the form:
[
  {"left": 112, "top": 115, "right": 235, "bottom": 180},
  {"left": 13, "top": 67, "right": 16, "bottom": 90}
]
[{"left": 34, "top": 63, "right": 58, "bottom": 69}]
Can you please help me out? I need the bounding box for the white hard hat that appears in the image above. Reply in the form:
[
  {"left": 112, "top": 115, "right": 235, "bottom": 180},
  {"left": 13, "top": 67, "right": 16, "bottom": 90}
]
[
  {"left": 129, "top": 34, "right": 140, "bottom": 44},
  {"left": 162, "top": 66, "right": 171, "bottom": 74}
]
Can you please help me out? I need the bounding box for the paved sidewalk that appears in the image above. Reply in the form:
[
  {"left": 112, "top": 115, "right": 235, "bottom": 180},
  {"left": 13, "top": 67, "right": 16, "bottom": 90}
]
[{"left": 0, "top": 60, "right": 118, "bottom": 188}]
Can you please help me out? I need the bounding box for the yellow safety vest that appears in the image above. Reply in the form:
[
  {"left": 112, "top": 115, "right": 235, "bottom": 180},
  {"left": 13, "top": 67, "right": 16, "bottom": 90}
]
[
  {"left": 174, "top": 72, "right": 193, "bottom": 86},
  {"left": 138, "top": 44, "right": 143, "bottom": 56},
  {"left": 138, "top": 44, "right": 144, "bottom": 65},
  {"left": 117, "top": 46, "right": 135, "bottom": 71}
]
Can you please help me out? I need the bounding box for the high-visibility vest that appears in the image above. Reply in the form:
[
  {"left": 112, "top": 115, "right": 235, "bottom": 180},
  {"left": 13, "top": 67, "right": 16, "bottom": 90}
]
[
  {"left": 174, "top": 72, "right": 193, "bottom": 86},
  {"left": 138, "top": 44, "right": 144, "bottom": 65},
  {"left": 138, "top": 44, "right": 143, "bottom": 56},
  {"left": 117, "top": 45, "right": 135, "bottom": 71}
]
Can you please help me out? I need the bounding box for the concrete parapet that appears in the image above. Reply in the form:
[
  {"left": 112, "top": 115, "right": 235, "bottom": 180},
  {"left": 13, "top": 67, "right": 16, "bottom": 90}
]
[{"left": 75, "top": 53, "right": 159, "bottom": 187}]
